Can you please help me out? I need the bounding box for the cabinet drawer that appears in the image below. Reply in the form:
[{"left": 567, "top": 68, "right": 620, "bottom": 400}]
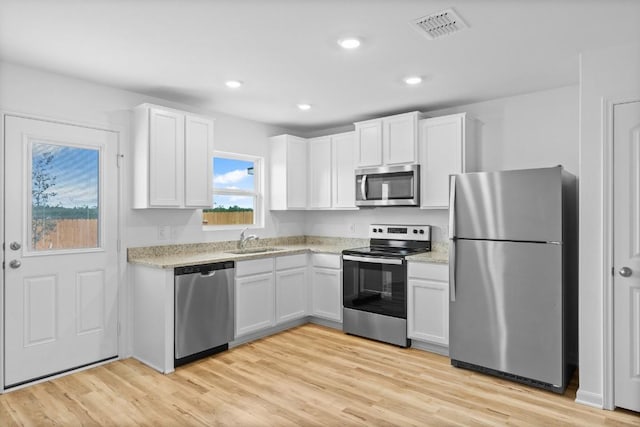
[
  {"left": 275, "top": 254, "right": 307, "bottom": 270},
  {"left": 408, "top": 262, "right": 448, "bottom": 281},
  {"left": 312, "top": 253, "right": 341, "bottom": 269},
  {"left": 236, "top": 258, "right": 274, "bottom": 277}
]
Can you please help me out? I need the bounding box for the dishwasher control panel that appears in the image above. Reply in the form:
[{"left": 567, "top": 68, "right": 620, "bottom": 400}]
[{"left": 175, "top": 260, "right": 235, "bottom": 276}]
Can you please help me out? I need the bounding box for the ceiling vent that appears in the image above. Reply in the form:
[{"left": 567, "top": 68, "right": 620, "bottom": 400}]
[{"left": 411, "top": 8, "right": 468, "bottom": 40}]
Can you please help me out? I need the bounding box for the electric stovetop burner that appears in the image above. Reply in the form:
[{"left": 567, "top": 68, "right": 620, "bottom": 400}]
[{"left": 342, "top": 224, "right": 432, "bottom": 258}]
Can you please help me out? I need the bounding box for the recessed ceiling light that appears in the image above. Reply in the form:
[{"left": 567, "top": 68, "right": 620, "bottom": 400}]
[
  {"left": 297, "top": 104, "right": 312, "bottom": 111},
  {"left": 225, "top": 80, "right": 243, "bottom": 89},
  {"left": 338, "top": 38, "right": 361, "bottom": 49},
  {"left": 404, "top": 76, "right": 423, "bottom": 85}
]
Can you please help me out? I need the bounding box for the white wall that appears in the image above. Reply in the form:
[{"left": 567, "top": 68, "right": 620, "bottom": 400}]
[
  {"left": 304, "top": 85, "right": 579, "bottom": 242},
  {"left": 0, "top": 61, "right": 306, "bottom": 248},
  {"left": 576, "top": 43, "right": 640, "bottom": 408},
  {"left": 0, "top": 61, "right": 305, "bottom": 360},
  {"left": 305, "top": 208, "right": 450, "bottom": 242},
  {"left": 430, "top": 85, "right": 579, "bottom": 176}
]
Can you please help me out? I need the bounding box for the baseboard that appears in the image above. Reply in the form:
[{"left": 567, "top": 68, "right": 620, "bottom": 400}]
[
  {"left": 230, "top": 317, "right": 309, "bottom": 348},
  {"left": 307, "top": 316, "right": 342, "bottom": 330},
  {"left": 410, "top": 339, "right": 449, "bottom": 356},
  {"left": 575, "top": 389, "right": 604, "bottom": 409}
]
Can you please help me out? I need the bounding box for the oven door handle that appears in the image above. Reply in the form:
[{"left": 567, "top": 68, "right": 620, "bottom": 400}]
[{"left": 342, "top": 254, "right": 403, "bottom": 265}]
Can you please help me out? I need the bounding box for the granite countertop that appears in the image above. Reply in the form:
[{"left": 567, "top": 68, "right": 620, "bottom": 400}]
[{"left": 128, "top": 236, "right": 448, "bottom": 269}]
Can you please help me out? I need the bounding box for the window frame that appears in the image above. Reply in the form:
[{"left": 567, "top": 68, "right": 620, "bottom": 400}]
[{"left": 202, "top": 151, "right": 264, "bottom": 230}]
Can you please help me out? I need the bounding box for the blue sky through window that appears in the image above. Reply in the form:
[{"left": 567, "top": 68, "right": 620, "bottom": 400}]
[
  {"left": 213, "top": 157, "right": 254, "bottom": 191},
  {"left": 213, "top": 157, "right": 255, "bottom": 209},
  {"left": 32, "top": 142, "right": 99, "bottom": 209}
]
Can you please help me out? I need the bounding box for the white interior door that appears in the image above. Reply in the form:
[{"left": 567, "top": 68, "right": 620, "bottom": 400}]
[
  {"left": 613, "top": 100, "right": 640, "bottom": 412},
  {"left": 4, "top": 116, "right": 118, "bottom": 388}
]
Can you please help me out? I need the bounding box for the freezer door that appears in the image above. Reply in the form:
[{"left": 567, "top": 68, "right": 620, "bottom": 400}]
[
  {"left": 452, "top": 167, "right": 563, "bottom": 242},
  {"left": 449, "top": 239, "right": 564, "bottom": 387}
]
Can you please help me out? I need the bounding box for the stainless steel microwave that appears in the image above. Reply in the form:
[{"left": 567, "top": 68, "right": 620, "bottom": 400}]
[{"left": 355, "top": 164, "right": 420, "bottom": 207}]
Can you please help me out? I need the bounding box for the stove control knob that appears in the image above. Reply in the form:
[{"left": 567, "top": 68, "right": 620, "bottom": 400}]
[
  {"left": 419, "top": 230, "right": 425, "bottom": 234},
  {"left": 413, "top": 229, "right": 418, "bottom": 234},
  {"left": 372, "top": 228, "right": 377, "bottom": 233},
  {"left": 377, "top": 228, "right": 382, "bottom": 233}
]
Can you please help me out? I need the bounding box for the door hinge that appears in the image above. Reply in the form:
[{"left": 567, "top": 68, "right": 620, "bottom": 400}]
[
  {"left": 612, "top": 266, "right": 615, "bottom": 276},
  {"left": 116, "top": 153, "right": 124, "bottom": 168}
]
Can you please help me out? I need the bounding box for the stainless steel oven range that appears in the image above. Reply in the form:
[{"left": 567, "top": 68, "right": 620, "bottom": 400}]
[{"left": 342, "top": 224, "right": 431, "bottom": 347}]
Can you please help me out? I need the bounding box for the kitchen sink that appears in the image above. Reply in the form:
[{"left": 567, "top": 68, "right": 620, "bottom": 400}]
[{"left": 226, "top": 247, "right": 284, "bottom": 255}]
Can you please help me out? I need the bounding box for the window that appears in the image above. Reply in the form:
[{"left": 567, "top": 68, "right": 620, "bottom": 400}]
[
  {"left": 203, "top": 152, "right": 263, "bottom": 228},
  {"left": 30, "top": 141, "right": 100, "bottom": 251}
]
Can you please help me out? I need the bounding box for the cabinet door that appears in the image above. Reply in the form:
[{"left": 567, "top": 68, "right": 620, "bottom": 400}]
[
  {"left": 332, "top": 132, "right": 356, "bottom": 208},
  {"left": 275, "top": 267, "right": 308, "bottom": 323},
  {"left": 149, "top": 108, "right": 184, "bottom": 207},
  {"left": 308, "top": 137, "right": 332, "bottom": 209},
  {"left": 184, "top": 115, "right": 214, "bottom": 208},
  {"left": 419, "top": 115, "right": 464, "bottom": 208},
  {"left": 407, "top": 277, "right": 449, "bottom": 346},
  {"left": 235, "top": 272, "right": 274, "bottom": 337},
  {"left": 287, "top": 137, "right": 308, "bottom": 209},
  {"left": 355, "top": 120, "right": 382, "bottom": 167},
  {"left": 311, "top": 267, "right": 342, "bottom": 322},
  {"left": 383, "top": 112, "right": 417, "bottom": 165}
]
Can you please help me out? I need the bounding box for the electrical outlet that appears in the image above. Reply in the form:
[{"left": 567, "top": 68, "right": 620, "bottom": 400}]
[{"left": 158, "top": 225, "right": 171, "bottom": 240}]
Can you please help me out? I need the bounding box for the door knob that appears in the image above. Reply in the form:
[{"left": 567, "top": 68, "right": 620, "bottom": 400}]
[
  {"left": 9, "top": 242, "right": 21, "bottom": 250},
  {"left": 9, "top": 260, "right": 21, "bottom": 269},
  {"left": 619, "top": 267, "right": 632, "bottom": 277}
]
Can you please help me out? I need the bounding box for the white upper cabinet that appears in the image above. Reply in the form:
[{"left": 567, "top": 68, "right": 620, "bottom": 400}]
[
  {"left": 308, "top": 136, "right": 332, "bottom": 209},
  {"left": 331, "top": 132, "right": 356, "bottom": 209},
  {"left": 355, "top": 120, "right": 382, "bottom": 167},
  {"left": 355, "top": 111, "right": 422, "bottom": 168},
  {"left": 271, "top": 132, "right": 356, "bottom": 210},
  {"left": 269, "top": 135, "right": 308, "bottom": 210},
  {"left": 132, "top": 103, "right": 213, "bottom": 209},
  {"left": 419, "top": 113, "right": 476, "bottom": 209},
  {"left": 184, "top": 114, "right": 214, "bottom": 207}
]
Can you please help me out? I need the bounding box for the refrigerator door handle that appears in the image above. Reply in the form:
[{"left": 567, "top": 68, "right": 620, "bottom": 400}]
[
  {"left": 448, "top": 175, "right": 456, "bottom": 239},
  {"left": 449, "top": 239, "right": 456, "bottom": 302}
]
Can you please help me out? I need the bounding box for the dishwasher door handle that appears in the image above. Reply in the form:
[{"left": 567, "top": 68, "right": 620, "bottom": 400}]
[{"left": 201, "top": 271, "right": 217, "bottom": 277}]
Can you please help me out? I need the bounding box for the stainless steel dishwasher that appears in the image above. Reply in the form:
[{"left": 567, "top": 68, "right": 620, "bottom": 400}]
[{"left": 174, "top": 261, "right": 235, "bottom": 367}]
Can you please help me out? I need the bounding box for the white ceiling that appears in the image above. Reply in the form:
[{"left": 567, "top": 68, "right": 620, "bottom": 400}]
[{"left": 1, "top": 0, "right": 639, "bottom": 132}]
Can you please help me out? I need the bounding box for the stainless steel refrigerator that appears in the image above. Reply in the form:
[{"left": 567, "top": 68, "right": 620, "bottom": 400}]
[{"left": 448, "top": 166, "right": 577, "bottom": 393}]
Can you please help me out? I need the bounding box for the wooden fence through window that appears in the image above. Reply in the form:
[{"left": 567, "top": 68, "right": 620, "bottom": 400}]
[
  {"left": 34, "top": 219, "right": 98, "bottom": 250},
  {"left": 202, "top": 211, "right": 254, "bottom": 225}
]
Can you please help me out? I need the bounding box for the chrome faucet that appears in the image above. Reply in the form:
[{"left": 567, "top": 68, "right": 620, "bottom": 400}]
[{"left": 238, "top": 227, "right": 259, "bottom": 250}]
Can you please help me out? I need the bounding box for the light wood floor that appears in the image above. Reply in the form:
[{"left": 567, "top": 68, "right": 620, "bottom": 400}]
[{"left": 0, "top": 324, "right": 637, "bottom": 426}]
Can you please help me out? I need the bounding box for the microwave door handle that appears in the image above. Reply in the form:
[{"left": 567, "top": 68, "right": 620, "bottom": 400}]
[{"left": 361, "top": 175, "right": 367, "bottom": 200}]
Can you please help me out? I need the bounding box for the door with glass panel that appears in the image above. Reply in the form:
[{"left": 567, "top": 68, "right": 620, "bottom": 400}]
[{"left": 3, "top": 116, "right": 118, "bottom": 388}]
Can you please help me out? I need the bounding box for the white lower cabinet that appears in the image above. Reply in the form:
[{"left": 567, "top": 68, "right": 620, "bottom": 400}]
[
  {"left": 310, "top": 254, "right": 342, "bottom": 322},
  {"left": 236, "top": 254, "right": 310, "bottom": 338},
  {"left": 407, "top": 262, "right": 449, "bottom": 348},
  {"left": 235, "top": 258, "right": 275, "bottom": 337},
  {"left": 275, "top": 254, "right": 308, "bottom": 324}
]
